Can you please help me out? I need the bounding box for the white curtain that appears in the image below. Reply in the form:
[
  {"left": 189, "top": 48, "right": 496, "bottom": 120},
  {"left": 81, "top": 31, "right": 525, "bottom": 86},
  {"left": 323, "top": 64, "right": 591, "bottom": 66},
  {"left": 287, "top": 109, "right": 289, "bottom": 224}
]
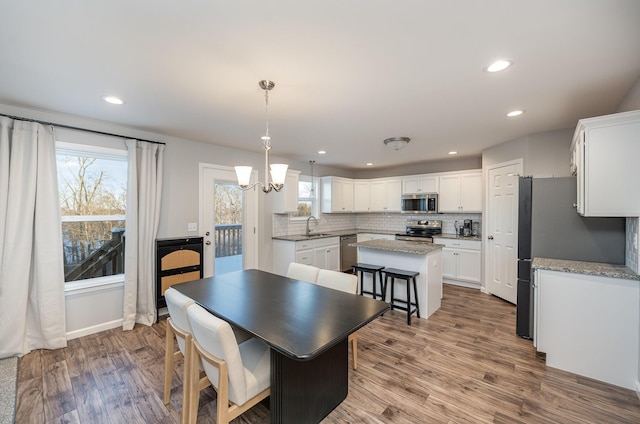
[
  {"left": 0, "top": 117, "right": 66, "bottom": 358},
  {"left": 123, "top": 140, "right": 164, "bottom": 330}
]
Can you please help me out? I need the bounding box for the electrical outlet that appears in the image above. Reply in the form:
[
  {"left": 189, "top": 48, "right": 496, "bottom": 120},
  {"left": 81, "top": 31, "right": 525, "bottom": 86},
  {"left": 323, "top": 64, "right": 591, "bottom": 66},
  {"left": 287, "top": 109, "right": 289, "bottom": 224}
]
[{"left": 187, "top": 222, "right": 197, "bottom": 232}]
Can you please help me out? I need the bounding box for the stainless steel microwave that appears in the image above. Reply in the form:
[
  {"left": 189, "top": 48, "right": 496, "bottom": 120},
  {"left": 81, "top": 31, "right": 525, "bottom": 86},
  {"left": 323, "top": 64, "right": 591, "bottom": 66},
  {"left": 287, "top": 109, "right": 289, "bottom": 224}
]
[{"left": 401, "top": 193, "right": 438, "bottom": 214}]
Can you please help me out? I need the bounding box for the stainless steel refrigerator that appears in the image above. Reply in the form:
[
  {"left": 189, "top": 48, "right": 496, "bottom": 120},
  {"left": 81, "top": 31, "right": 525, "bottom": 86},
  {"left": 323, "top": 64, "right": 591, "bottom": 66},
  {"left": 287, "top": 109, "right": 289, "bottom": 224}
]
[{"left": 516, "top": 176, "right": 626, "bottom": 339}]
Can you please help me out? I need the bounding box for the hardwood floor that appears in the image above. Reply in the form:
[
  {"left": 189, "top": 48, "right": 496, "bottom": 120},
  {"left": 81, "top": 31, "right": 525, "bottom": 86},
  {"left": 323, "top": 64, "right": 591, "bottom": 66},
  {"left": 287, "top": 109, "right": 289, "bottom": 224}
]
[{"left": 16, "top": 284, "right": 640, "bottom": 423}]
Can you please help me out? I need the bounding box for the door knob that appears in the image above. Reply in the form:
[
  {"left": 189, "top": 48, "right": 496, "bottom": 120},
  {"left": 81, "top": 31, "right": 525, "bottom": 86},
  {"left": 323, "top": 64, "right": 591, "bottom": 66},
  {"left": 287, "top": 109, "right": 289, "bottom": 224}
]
[
  {"left": 205, "top": 241, "right": 212, "bottom": 245},
  {"left": 488, "top": 236, "right": 494, "bottom": 240}
]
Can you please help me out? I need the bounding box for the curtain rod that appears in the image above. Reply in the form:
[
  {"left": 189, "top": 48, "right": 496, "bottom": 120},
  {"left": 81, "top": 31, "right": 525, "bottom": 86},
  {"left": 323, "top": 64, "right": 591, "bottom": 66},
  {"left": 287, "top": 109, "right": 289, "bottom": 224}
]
[{"left": 0, "top": 112, "right": 166, "bottom": 145}]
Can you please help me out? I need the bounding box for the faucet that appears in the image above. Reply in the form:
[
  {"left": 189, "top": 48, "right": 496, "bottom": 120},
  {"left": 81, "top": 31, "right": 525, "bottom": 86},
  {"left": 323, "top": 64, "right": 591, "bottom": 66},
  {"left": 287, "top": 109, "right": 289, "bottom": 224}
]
[{"left": 306, "top": 216, "right": 318, "bottom": 237}]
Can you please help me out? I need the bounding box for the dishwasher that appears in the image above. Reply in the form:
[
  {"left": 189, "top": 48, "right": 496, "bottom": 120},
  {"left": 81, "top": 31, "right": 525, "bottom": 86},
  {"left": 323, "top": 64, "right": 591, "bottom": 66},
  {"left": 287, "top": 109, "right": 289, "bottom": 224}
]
[{"left": 340, "top": 234, "right": 357, "bottom": 272}]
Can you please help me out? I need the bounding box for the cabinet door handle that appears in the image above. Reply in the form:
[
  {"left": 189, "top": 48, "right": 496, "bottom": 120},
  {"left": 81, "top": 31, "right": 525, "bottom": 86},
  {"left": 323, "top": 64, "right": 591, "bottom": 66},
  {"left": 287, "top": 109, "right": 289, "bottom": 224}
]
[
  {"left": 488, "top": 235, "right": 494, "bottom": 240},
  {"left": 205, "top": 241, "right": 211, "bottom": 245}
]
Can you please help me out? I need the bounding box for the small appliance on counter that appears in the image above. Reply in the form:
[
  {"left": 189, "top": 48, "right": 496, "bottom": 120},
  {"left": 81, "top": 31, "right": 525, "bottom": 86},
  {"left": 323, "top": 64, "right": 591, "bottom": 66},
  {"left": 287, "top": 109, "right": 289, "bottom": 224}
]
[{"left": 463, "top": 219, "right": 472, "bottom": 237}]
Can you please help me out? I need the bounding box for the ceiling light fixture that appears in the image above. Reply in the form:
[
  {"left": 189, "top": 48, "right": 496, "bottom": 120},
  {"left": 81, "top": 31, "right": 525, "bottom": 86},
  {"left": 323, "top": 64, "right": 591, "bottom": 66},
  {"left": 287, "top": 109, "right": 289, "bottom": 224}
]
[
  {"left": 366, "top": 162, "right": 374, "bottom": 166},
  {"left": 507, "top": 110, "right": 524, "bottom": 117},
  {"left": 234, "top": 80, "right": 288, "bottom": 193},
  {"left": 318, "top": 150, "right": 326, "bottom": 155},
  {"left": 484, "top": 59, "right": 513, "bottom": 73},
  {"left": 101, "top": 95, "right": 124, "bottom": 105},
  {"left": 383, "top": 136, "right": 410, "bottom": 151},
  {"left": 448, "top": 151, "right": 458, "bottom": 155}
]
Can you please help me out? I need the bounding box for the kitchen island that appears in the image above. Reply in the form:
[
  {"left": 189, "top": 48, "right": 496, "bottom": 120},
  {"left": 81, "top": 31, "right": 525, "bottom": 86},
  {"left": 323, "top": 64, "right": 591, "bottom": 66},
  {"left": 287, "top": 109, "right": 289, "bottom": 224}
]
[{"left": 351, "top": 239, "right": 443, "bottom": 319}]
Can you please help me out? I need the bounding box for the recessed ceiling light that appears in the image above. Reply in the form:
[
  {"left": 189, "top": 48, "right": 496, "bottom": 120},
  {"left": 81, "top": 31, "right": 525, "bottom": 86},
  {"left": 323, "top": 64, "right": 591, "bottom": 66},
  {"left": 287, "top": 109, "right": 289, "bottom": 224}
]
[
  {"left": 484, "top": 59, "right": 513, "bottom": 73},
  {"left": 366, "top": 162, "right": 374, "bottom": 166},
  {"left": 101, "top": 95, "right": 124, "bottom": 105},
  {"left": 448, "top": 151, "right": 458, "bottom": 155},
  {"left": 318, "top": 150, "right": 326, "bottom": 155},
  {"left": 507, "top": 110, "right": 524, "bottom": 117}
]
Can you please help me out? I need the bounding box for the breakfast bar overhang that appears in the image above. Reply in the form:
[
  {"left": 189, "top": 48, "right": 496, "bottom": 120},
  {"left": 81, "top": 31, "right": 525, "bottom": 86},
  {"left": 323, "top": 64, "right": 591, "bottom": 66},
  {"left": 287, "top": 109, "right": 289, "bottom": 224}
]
[{"left": 350, "top": 239, "right": 444, "bottom": 319}]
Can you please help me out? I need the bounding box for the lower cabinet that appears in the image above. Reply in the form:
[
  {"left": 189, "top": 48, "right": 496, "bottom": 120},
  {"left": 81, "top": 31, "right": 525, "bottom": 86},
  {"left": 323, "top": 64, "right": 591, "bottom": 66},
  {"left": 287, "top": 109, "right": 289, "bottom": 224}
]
[
  {"left": 273, "top": 237, "right": 341, "bottom": 276},
  {"left": 432, "top": 237, "right": 481, "bottom": 288}
]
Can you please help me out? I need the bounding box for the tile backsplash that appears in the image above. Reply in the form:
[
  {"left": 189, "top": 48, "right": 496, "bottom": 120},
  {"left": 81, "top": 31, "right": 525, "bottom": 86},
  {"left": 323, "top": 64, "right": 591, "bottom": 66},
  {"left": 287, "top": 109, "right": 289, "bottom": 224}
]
[{"left": 273, "top": 212, "right": 482, "bottom": 237}]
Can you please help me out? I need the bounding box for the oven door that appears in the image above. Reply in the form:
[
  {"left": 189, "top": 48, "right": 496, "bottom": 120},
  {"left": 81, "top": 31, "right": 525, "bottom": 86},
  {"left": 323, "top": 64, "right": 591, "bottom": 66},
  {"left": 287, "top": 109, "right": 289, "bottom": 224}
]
[{"left": 395, "top": 234, "right": 434, "bottom": 243}]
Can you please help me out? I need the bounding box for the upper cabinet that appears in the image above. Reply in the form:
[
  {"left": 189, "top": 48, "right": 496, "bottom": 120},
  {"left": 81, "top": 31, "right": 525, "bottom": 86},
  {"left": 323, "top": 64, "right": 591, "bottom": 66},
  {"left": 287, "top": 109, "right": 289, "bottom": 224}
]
[
  {"left": 370, "top": 178, "right": 402, "bottom": 212},
  {"left": 353, "top": 180, "right": 372, "bottom": 212},
  {"left": 320, "top": 176, "right": 354, "bottom": 213},
  {"left": 272, "top": 169, "right": 301, "bottom": 214},
  {"left": 402, "top": 175, "right": 439, "bottom": 194},
  {"left": 438, "top": 172, "right": 482, "bottom": 213},
  {"left": 571, "top": 110, "right": 640, "bottom": 217}
]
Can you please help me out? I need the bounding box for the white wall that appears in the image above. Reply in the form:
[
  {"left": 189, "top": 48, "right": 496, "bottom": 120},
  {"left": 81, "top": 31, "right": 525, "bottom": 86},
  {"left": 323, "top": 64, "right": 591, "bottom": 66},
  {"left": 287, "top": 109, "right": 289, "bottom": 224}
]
[{"left": 617, "top": 75, "right": 640, "bottom": 113}]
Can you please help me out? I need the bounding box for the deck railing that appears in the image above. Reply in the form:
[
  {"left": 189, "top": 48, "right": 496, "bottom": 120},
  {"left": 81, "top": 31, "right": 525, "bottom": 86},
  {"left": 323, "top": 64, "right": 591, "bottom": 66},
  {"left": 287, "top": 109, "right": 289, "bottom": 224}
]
[
  {"left": 64, "top": 228, "right": 125, "bottom": 281},
  {"left": 215, "top": 224, "right": 242, "bottom": 257}
]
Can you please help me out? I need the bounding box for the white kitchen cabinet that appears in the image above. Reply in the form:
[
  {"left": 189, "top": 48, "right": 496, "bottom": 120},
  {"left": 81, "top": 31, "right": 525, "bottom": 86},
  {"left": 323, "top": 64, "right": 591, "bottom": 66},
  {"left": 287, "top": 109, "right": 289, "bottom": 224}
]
[
  {"left": 534, "top": 267, "right": 639, "bottom": 389},
  {"left": 272, "top": 169, "right": 301, "bottom": 214},
  {"left": 402, "top": 175, "right": 438, "bottom": 194},
  {"left": 273, "top": 237, "right": 341, "bottom": 276},
  {"left": 370, "top": 178, "right": 401, "bottom": 212},
  {"left": 353, "top": 180, "right": 372, "bottom": 212},
  {"left": 437, "top": 171, "right": 482, "bottom": 213},
  {"left": 432, "top": 237, "right": 481, "bottom": 288},
  {"left": 571, "top": 110, "right": 640, "bottom": 216},
  {"left": 313, "top": 243, "right": 340, "bottom": 270},
  {"left": 320, "top": 176, "right": 354, "bottom": 213}
]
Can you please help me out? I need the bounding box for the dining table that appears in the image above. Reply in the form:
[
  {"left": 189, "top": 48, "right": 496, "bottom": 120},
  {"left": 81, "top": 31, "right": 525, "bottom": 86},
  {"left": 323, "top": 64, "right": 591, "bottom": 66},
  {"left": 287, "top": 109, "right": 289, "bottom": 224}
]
[{"left": 173, "top": 268, "right": 389, "bottom": 424}]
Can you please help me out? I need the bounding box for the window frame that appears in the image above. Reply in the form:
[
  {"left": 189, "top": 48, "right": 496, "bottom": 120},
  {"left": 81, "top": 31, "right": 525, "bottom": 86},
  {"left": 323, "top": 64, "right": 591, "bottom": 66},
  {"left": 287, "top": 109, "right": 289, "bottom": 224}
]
[
  {"left": 56, "top": 141, "right": 128, "bottom": 291},
  {"left": 290, "top": 174, "right": 319, "bottom": 221}
]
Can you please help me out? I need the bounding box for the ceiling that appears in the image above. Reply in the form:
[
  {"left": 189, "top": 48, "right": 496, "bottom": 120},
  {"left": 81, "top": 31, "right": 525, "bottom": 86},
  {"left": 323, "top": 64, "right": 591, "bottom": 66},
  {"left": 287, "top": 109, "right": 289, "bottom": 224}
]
[{"left": 1, "top": 1, "right": 639, "bottom": 170}]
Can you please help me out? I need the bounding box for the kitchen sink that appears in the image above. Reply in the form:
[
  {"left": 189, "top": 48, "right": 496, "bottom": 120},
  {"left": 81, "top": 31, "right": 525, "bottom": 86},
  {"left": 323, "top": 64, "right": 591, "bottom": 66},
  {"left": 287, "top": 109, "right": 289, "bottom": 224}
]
[{"left": 306, "top": 233, "right": 333, "bottom": 238}]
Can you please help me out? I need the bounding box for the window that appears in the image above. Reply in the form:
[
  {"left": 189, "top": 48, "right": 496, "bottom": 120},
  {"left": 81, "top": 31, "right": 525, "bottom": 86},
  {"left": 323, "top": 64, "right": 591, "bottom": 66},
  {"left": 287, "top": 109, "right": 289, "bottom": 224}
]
[
  {"left": 56, "top": 142, "right": 127, "bottom": 283},
  {"left": 294, "top": 175, "right": 317, "bottom": 218}
]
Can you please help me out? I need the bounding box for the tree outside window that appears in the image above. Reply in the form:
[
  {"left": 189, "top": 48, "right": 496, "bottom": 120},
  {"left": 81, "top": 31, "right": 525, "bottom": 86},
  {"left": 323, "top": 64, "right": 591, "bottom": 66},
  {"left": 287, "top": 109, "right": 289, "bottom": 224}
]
[
  {"left": 56, "top": 145, "right": 127, "bottom": 282},
  {"left": 295, "top": 175, "right": 317, "bottom": 217}
]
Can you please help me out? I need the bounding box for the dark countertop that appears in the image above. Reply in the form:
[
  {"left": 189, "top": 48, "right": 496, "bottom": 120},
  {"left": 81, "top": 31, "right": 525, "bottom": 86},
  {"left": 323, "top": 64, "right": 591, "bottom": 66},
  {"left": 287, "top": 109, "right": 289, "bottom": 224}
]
[
  {"left": 272, "top": 229, "right": 397, "bottom": 242},
  {"left": 532, "top": 257, "right": 640, "bottom": 281},
  {"left": 350, "top": 239, "right": 443, "bottom": 255}
]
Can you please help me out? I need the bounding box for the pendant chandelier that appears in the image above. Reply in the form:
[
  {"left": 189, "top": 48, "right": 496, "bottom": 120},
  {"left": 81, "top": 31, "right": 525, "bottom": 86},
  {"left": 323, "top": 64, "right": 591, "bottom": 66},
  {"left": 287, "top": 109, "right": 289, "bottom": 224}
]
[{"left": 234, "top": 80, "right": 288, "bottom": 193}]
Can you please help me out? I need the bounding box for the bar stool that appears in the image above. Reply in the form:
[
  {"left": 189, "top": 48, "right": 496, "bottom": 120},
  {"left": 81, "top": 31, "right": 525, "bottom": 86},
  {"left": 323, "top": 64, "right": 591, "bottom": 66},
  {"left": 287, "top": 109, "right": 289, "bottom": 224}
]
[
  {"left": 352, "top": 263, "right": 385, "bottom": 300},
  {"left": 382, "top": 268, "right": 420, "bottom": 325}
]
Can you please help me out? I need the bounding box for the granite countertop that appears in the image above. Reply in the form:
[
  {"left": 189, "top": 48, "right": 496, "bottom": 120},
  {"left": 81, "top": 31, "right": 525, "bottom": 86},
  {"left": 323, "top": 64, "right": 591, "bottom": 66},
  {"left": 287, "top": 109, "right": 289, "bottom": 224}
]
[
  {"left": 349, "top": 239, "right": 443, "bottom": 255},
  {"left": 272, "top": 229, "right": 397, "bottom": 242},
  {"left": 433, "top": 233, "right": 482, "bottom": 242},
  {"left": 532, "top": 257, "right": 640, "bottom": 281}
]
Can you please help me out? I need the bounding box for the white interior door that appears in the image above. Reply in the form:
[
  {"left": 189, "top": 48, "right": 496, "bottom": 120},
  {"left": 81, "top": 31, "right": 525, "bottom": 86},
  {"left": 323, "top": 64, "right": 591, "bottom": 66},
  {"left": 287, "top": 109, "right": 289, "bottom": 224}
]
[
  {"left": 485, "top": 160, "right": 521, "bottom": 304},
  {"left": 199, "top": 164, "right": 258, "bottom": 277}
]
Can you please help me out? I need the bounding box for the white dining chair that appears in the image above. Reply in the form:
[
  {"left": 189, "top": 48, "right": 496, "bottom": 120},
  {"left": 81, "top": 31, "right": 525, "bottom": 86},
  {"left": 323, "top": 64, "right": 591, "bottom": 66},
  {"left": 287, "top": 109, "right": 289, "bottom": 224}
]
[
  {"left": 186, "top": 303, "right": 271, "bottom": 424},
  {"left": 163, "top": 287, "right": 196, "bottom": 424},
  {"left": 316, "top": 269, "right": 360, "bottom": 370},
  {"left": 286, "top": 262, "right": 320, "bottom": 283}
]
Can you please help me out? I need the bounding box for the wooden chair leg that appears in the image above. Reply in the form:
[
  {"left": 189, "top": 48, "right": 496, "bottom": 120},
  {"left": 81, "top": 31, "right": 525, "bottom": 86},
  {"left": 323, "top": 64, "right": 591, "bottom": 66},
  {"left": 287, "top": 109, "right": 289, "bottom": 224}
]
[
  {"left": 180, "top": 334, "right": 192, "bottom": 424},
  {"left": 164, "top": 319, "right": 175, "bottom": 404},
  {"left": 187, "top": 342, "right": 201, "bottom": 424},
  {"left": 216, "top": 363, "right": 230, "bottom": 424}
]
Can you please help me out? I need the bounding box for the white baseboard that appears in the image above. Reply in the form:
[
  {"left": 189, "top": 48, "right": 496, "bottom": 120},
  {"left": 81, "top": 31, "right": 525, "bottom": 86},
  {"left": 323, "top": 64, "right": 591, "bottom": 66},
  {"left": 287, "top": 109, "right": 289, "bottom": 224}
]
[
  {"left": 66, "top": 318, "right": 123, "bottom": 341},
  {"left": 480, "top": 286, "right": 491, "bottom": 295},
  {"left": 636, "top": 380, "right": 640, "bottom": 400},
  {"left": 443, "top": 280, "right": 481, "bottom": 290}
]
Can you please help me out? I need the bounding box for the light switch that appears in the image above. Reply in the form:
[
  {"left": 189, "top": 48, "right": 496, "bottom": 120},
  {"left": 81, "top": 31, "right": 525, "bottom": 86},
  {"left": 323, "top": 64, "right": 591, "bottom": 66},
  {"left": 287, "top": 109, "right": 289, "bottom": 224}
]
[{"left": 188, "top": 222, "right": 197, "bottom": 232}]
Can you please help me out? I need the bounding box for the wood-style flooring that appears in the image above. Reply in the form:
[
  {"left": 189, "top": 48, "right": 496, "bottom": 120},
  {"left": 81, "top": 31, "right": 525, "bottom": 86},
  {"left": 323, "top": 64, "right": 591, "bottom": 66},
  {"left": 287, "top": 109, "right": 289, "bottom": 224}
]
[{"left": 16, "top": 284, "right": 640, "bottom": 423}]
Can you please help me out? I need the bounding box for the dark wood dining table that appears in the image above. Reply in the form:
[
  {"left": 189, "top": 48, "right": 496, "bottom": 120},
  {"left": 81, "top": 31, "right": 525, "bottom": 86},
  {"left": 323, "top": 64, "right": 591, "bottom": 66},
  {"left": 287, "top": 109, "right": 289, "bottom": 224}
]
[{"left": 173, "top": 268, "right": 389, "bottom": 424}]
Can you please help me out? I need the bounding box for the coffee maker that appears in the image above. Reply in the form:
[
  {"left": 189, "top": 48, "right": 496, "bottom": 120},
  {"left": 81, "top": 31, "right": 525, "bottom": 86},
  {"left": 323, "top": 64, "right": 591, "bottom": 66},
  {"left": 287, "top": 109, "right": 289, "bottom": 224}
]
[{"left": 463, "top": 219, "right": 472, "bottom": 237}]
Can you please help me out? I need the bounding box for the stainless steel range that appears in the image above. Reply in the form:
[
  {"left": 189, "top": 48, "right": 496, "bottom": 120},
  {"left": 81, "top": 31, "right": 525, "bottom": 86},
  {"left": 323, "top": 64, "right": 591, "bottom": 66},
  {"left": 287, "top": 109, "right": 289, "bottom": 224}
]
[{"left": 395, "top": 220, "right": 442, "bottom": 242}]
